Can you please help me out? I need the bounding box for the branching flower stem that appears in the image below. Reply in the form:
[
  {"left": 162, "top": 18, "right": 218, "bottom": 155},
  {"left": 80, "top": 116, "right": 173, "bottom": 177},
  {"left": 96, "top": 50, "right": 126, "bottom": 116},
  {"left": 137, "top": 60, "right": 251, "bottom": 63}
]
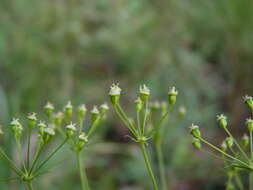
[{"left": 76, "top": 153, "right": 90, "bottom": 190}]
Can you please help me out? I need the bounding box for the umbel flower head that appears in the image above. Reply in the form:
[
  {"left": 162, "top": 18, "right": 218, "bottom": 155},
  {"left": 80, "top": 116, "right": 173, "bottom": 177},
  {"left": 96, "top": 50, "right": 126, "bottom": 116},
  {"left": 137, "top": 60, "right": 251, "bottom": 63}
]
[
  {"left": 246, "top": 118, "right": 253, "bottom": 132},
  {"left": 244, "top": 95, "right": 253, "bottom": 110},
  {"left": 168, "top": 86, "right": 178, "bottom": 105},
  {"left": 139, "top": 84, "right": 150, "bottom": 102},
  {"left": 189, "top": 124, "right": 201, "bottom": 138},
  {"left": 216, "top": 114, "right": 227, "bottom": 128},
  {"left": 109, "top": 83, "right": 121, "bottom": 105},
  {"left": 44, "top": 102, "right": 54, "bottom": 116}
]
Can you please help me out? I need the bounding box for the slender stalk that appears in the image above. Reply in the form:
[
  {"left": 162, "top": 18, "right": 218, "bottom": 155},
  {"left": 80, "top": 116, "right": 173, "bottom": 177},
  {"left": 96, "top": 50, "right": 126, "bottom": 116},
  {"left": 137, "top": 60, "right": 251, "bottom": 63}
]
[
  {"left": 137, "top": 110, "right": 141, "bottom": 134},
  {"left": 224, "top": 127, "right": 249, "bottom": 161},
  {"left": 155, "top": 143, "right": 167, "bottom": 190},
  {"left": 16, "top": 137, "right": 27, "bottom": 172},
  {"left": 34, "top": 138, "right": 68, "bottom": 174},
  {"left": 26, "top": 182, "right": 34, "bottom": 190},
  {"left": 29, "top": 144, "right": 44, "bottom": 174},
  {"left": 77, "top": 153, "right": 90, "bottom": 190},
  {"left": 140, "top": 142, "right": 159, "bottom": 190},
  {"left": 235, "top": 172, "right": 244, "bottom": 190},
  {"left": 250, "top": 131, "right": 253, "bottom": 160},
  {"left": 141, "top": 102, "right": 148, "bottom": 135},
  {"left": 199, "top": 137, "right": 250, "bottom": 168},
  {"left": 27, "top": 128, "right": 32, "bottom": 169}
]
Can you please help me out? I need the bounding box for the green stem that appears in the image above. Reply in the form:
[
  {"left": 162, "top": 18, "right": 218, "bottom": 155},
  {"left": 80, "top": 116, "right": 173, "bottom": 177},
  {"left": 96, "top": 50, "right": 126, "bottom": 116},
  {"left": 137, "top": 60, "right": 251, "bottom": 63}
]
[
  {"left": 29, "top": 144, "right": 44, "bottom": 175},
  {"left": 27, "top": 128, "right": 32, "bottom": 169},
  {"left": 137, "top": 110, "right": 141, "bottom": 135},
  {"left": 141, "top": 102, "right": 148, "bottom": 135},
  {"left": 224, "top": 127, "right": 250, "bottom": 161},
  {"left": 26, "top": 182, "right": 34, "bottom": 190},
  {"left": 235, "top": 172, "right": 244, "bottom": 190},
  {"left": 16, "top": 137, "right": 27, "bottom": 172},
  {"left": 140, "top": 142, "right": 159, "bottom": 190},
  {"left": 199, "top": 137, "right": 250, "bottom": 168},
  {"left": 156, "top": 143, "right": 167, "bottom": 190},
  {"left": 250, "top": 173, "right": 253, "bottom": 190},
  {"left": 34, "top": 138, "right": 68, "bottom": 174},
  {"left": 77, "top": 153, "right": 90, "bottom": 190},
  {"left": 250, "top": 130, "right": 253, "bottom": 160}
]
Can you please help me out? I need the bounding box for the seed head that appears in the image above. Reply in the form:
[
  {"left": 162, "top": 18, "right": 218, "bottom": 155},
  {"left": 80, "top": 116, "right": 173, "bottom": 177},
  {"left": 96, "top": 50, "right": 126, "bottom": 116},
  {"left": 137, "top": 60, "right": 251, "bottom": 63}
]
[
  {"left": 135, "top": 97, "right": 143, "bottom": 111},
  {"left": 192, "top": 138, "right": 201, "bottom": 150},
  {"left": 216, "top": 114, "right": 227, "bottom": 128},
  {"left": 168, "top": 86, "right": 178, "bottom": 105},
  {"left": 100, "top": 103, "right": 109, "bottom": 115},
  {"left": 109, "top": 83, "right": 121, "bottom": 105},
  {"left": 189, "top": 124, "right": 201, "bottom": 138}
]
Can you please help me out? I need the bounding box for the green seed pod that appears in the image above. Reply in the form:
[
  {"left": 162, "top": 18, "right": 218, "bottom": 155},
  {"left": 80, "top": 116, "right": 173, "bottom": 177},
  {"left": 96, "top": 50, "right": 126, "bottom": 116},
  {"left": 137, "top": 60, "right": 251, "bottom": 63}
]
[
  {"left": 64, "top": 101, "right": 73, "bottom": 120},
  {"left": 242, "top": 134, "right": 249, "bottom": 148},
  {"left": 225, "top": 137, "right": 233, "bottom": 148},
  {"left": 244, "top": 95, "right": 253, "bottom": 111},
  {"left": 135, "top": 97, "right": 143, "bottom": 112},
  {"left": 77, "top": 132, "right": 88, "bottom": 151},
  {"left": 189, "top": 124, "right": 201, "bottom": 138},
  {"left": 216, "top": 114, "right": 227, "bottom": 128},
  {"left": 53, "top": 112, "right": 64, "bottom": 127},
  {"left": 109, "top": 83, "right": 121, "bottom": 105},
  {"left": 66, "top": 122, "right": 76, "bottom": 138},
  {"left": 168, "top": 86, "right": 178, "bottom": 106},
  {"left": 220, "top": 141, "right": 227, "bottom": 152},
  {"left": 139, "top": 84, "right": 150, "bottom": 103},
  {"left": 78, "top": 104, "right": 87, "bottom": 119},
  {"left": 44, "top": 102, "right": 54, "bottom": 117},
  {"left": 100, "top": 103, "right": 109, "bottom": 115},
  {"left": 192, "top": 138, "right": 201, "bottom": 149},
  {"left": 10, "top": 118, "right": 23, "bottom": 138},
  {"left": 90, "top": 106, "right": 100, "bottom": 124},
  {"left": 246, "top": 118, "right": 253, "bottom": 132},
  {"left": 27, "top": 113, "right": 37, "bottom": 129}
]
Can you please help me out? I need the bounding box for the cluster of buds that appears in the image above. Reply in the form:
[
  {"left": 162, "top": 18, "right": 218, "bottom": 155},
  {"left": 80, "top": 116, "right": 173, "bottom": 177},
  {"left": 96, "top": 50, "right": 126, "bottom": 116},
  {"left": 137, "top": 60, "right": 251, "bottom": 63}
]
[{"left": 190, "top": 95, "right": 253, "bottom": 189}]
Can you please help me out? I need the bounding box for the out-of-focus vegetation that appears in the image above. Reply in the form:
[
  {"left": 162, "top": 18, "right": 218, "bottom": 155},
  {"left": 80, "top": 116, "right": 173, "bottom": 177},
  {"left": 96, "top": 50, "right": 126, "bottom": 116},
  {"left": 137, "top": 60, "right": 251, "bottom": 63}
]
[{"left": 0, "top": 0, "right": 253, "bottom": 189}]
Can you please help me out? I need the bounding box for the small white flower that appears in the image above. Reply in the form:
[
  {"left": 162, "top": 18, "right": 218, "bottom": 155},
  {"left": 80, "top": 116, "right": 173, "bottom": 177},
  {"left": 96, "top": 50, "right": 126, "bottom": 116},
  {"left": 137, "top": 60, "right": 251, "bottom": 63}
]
[
  {"left": 27, "top": 113, "right": 37, "bottom": 121},
  {"left": 44, "top": 102, "right": 54, "bottom": 110},
  {"left": 189, "top": 123, "right": 199, "bottom": 131},
  {"left": 243, "top": 95, "right": 252, "bottom": 102},
  {"left": 168, "top": 86, "right": 178, "bottom": 95},
  {"left": 109, "top": 83, "right": 121, "bottom": 96},
  {"left": 78, "top": 104, "right": 87, "bottom": 112},
  {"left": 38, "top": 121, "right": 47, "bottom": 128},
  {"left": 139, "top": 84, "right": 150, "bottom": 95},
  {"left": 66, "top": 122, "right": 76, "bottom": 131},
  {"left": 53, "top": 112, "right": 63, "bottom": 119},
  {"left": 44, "top": 127, "right": 55, "bottom": 136},
  {"left": 91, "top": 106, "right": 100, "bottom": 114},
  {"left": 64, "top": 101, "right": 72, "bottom": 110},
  {"left": 100, "top": 103, "right": 109, "bottom": 110},
  {"left": 10, "top": 118, "right": 21, "bottom": 126},
  {"left": 79, "top": 132, "right": 88, "bottom": 142},
  {"left": 217, "top": 114, "right": 226, "bottom": 121}
]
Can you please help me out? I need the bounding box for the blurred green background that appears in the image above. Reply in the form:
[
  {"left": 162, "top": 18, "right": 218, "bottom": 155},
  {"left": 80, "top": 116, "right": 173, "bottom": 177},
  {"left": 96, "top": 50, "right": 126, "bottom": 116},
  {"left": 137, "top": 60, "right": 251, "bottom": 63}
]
[{"left": 0, "top": 0, "right": 253, "bottom": 189}]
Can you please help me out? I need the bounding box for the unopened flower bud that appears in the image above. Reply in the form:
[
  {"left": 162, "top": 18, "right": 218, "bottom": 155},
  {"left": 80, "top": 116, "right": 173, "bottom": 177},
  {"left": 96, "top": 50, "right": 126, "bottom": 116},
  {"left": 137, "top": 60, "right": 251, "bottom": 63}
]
[
  {"left": 27, "top": 113, "right": 37, "bottom": 128},
  {"left": 135, "top": 97, "right": 143, "bottom": 112},
  {"left": 189, "top": 124, "right": 201, "bottom": 138},
  {"left": 139, "top": 84, "right": 150, "bottom": 103},
  {"left": 78, "top": 104, "right": 87, "bottom": 119},
  {"left": 242, "top": 134, "right": 249, "bottom": 148},
  {"left": 91, "top": 106, "right": 100, "bottom": 124},
  {"left": 168, "top": 86, "right": 178, "bottom": 105},
  {"left": 10, "top": 118, "right": 23, "bottom": 138},
  {"left": 109, "top": 83, "right": 121, "bottom": 105},
  {"left": 225, "top": 137, "right": 233, "bottom": 148},
  {"left": 244, "top": 95, "right": 253, "bottom": 111},
  {"left": 66, "top": 122, "right": 76, "bottom": 138},
  {"left": 43, "top": 127, "right": 55, "bottom": 143},
  {"left": 246, "top": 118, "right": 253, "bottom": 132},
  {"left": 77, "top": 132, "right": 88, "bottom": 151},
  {"left": 100, "top": 103, "right": 109, "bottom": 115},
  {"left": 38, "top": 121, "right": 47, "bottom": 136},
  {"left": 64, "top": 101, "right": 73, "bottom": 119},
  {"left": 217, "top": 114, "right": 227, "bottom": 128},
  {"left": 192, "top": 138, "right": 201, "bottom": 149},
  {"left": 220, "top": 141, "right": 227, "bottom": 152},
  {"left": 44, "top": 102, "right": 54, "bottom": 117}
]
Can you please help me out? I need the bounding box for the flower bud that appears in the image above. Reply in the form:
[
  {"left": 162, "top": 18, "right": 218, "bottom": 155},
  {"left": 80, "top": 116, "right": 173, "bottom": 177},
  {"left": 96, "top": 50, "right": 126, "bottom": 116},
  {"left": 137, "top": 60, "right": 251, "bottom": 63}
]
[
  {"left": 189, "top": 124, "right": 201, "bottom": 138},
  {"left": 44, "top": 102, "right": 54, "bottom": 117},
  {"left": 100, "top": 103, "right": 109, "bottom": 115},
  {"left": 220, "top": 141, "right": 227, "bottom": 152},
  {"left": 216, "top": 114, "right": 227, "bottom": 128},
  {"left": 244, "top": 95, "right": 253, "bottom": 111},
  {"left": 43, "top": 126, "right": 55, "bottom": 143},
  {"left": 168, "top": 86, "right": 178, "bottom": 105},
  {"left": 135, "top": 97, "right": 143, "bottom": 112},
  {"left": 77, "top": 132, "right": 88, "bottom": 151},
  {"left": 139, "top": 84, "right": 150, "bottom": 103},
  {"left": 192, "top": 138, "right": 201, "bottom": 149},
  {"left": 27, "top": 113, "right": 37, "bottom": 129},
  {"left": 66, "top": 122, "right": 76, "bottom": 138},
  {"left": 64, "top": 101, "right": 73, "bottom": 119},
  {"left": 246, "top": 118, "right": 253, "bottom": 132},
  {"left": 109, "top": 83, "right": 121, "bottom": 105},
  {"left": 53, "top": 112, "right": 64, "bottom": 126},
  {"left": 10, "top": 118, "right": 23, "bottom": 138},
  {"left": 38, "top": 121, "right": 47, "bottom": 136},
  {"left": 225, "top": 137, "right": 233, "bottom": 148},
  {"left": 242, "top": 134, "right": 249, "bottom": 148},
  {"left": 91, "top": 106, "right": 100, "bottom": 124},
  {"left": 78, "top": 104, "right": 87, "bottom": 119}
]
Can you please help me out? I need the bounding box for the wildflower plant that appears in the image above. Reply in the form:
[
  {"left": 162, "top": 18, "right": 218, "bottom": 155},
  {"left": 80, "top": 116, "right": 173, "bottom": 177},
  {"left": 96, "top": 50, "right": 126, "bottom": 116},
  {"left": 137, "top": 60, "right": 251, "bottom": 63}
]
[
  {"left": 109, "top": 83, "right": 179, "bottom": 190},
  {"left": 190, "top": 95, "right": 253, "bottom": 189}
]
